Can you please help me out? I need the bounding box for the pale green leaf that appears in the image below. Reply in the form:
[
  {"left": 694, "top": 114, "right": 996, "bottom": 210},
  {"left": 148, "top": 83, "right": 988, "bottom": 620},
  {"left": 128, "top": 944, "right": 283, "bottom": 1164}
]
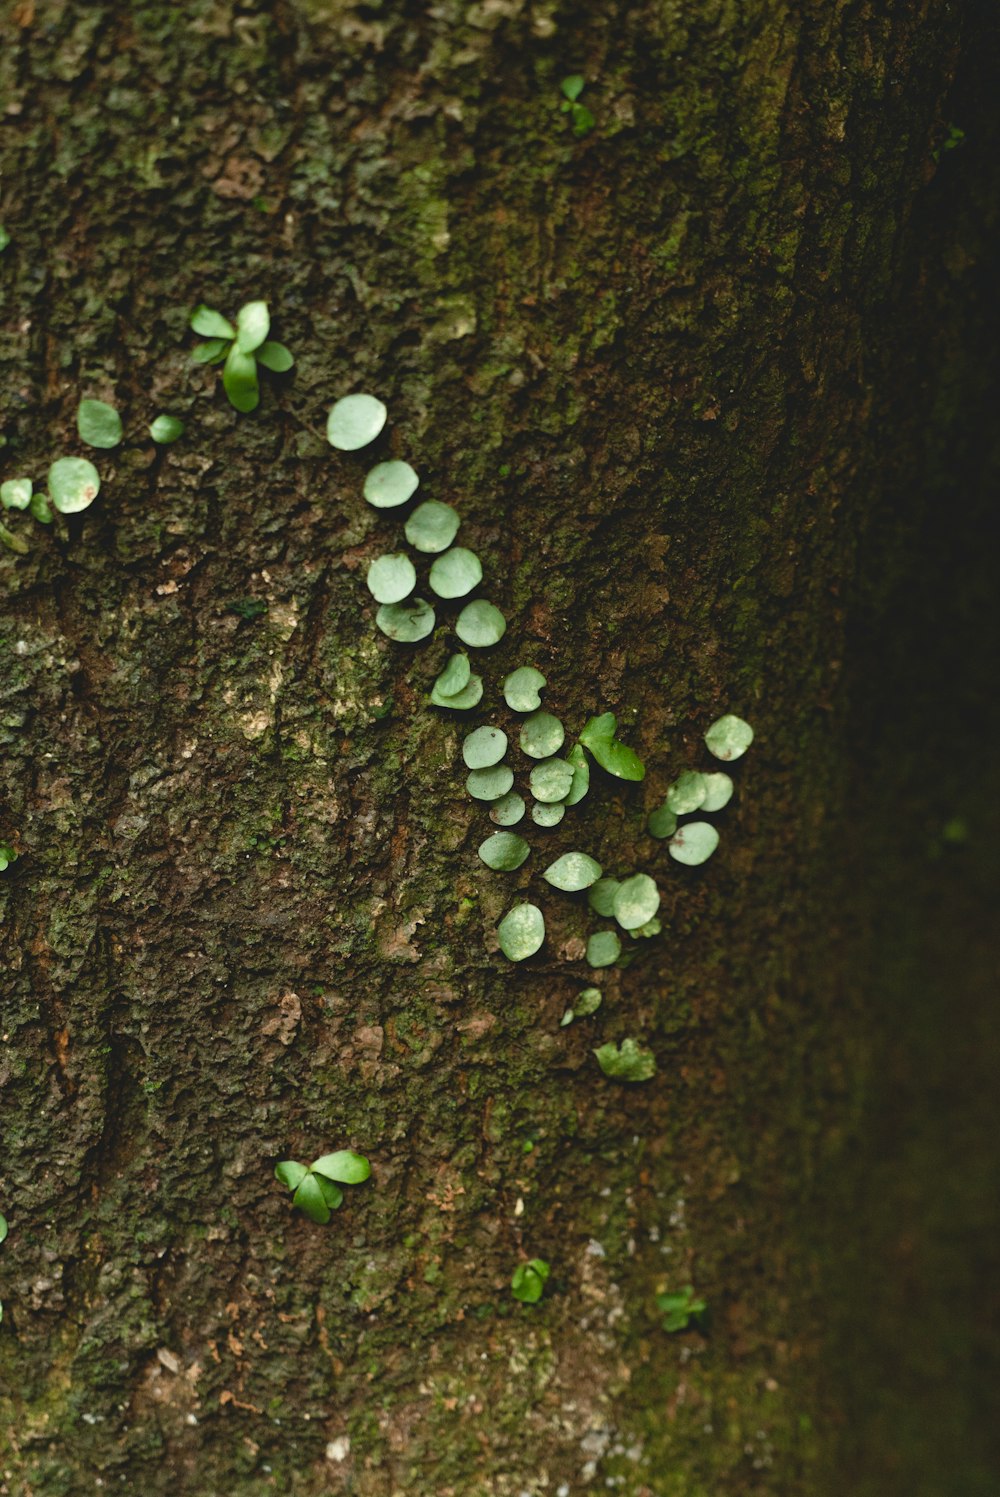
[
  {"left": 586, "top": 930, "right": 621, "bottom": 967},
  {"left": 327, "top": 393, "right": 387, "bottom": 450},
  {"left": 234, "top": 300, "right": 270, "bottom": 354},
  {"left": 529, "top": 758, "right": 574, "bottom": 803},
  {"left": 701, "top": 772, "right": 734, "bottom": 811},
  {"left": 594, "top": 1037, "right": 656, "bottom": 1081},
  {"left": 613, "top": 873, "right": 660, "bottom": 930},
  {"left": 1, "top": 478, "right": 32, "bottom": 511},
  {"left": 366, "top": 552, "right": 417, "bottom": 605},
  {"left": 274, "top": 1160, "right": 308, "bottom": 1189},
  {"left": 503, "top": 666, "right": 546, "bottom": 712},
  {"left": 429, "top": 546, "right": 482, "bottom": 599},
  {"left": 433, "top": 653, "right": 471, "bottom": 697},
  {"left": 466, "top": 765, "right": 515, "bottom": 801},
  {"left": 292, "top": 1173, "right": 331, "bottom": 1224},
  {"left": 190, "top": 305, "right": 235, "bottom": 338},
  {"left": 256, "top": 340, "right": 294, "bottom": 372},
  {"left": 490, "top": 791, "right": 526, "bottom": 826},
  {"left": 587, "top": 878, "right": 620, "bottom": 917},
  {"left": 562, "top": 743, "right": 590, "bottom": 806},
  {"left": 705, "top": 713, "right": 754, "bottom": 761},
  {"left": 479, "top": 831, "right": 530, "bottom": 870},
  {"left": 543, "top": 851, "right": 602, "bottom": 891},
  {"left": 647, "top": 804, "right": 678, "bottom": 839},
  {"left": 149, "top": 414, "right": 185, "bottom": 444},
  {"left": 405, "top": 499, "right": 459, "bottom": 551},
  {"left": 498, "top": 903, "right": 545, "bottom": 961},
  {"left": 668, "top": 821, "right": 720, "bottom": 865},
  {"left": 48, "top": 457, "right": 100, "bottom": 513},
  {"left": 575, "top": 986, "right": 602, "bottom": 1016},
  {"left": 222, "top": 344, "right": 260, "bottom": 412},
  {"left": 311, "top": 1150, "right": 371, "bottom": 1183},
  {"left": 77, "top": 398, "right": 122, "bottom": 450},
  {"left": 519, "top": 711, "right": 564, "bottom": 759},
  {"left": 666, "top": 771, "right": 707, "bottom": 815},
  {"left": 431, "top": 672, "right": 483, "bottom": 709},
  {"left": 365, "top": 460, "right": 419, "bottom": 510},
  {"left": 455, "top": 599, "right": 506, "bottom": 648},
  {"left": 376, "top": 596, "right": 435, "bottom": 642},
  {"left": 531, "top": 802, "right": 565, "bottom": 827},
  {"left": 463, "top": 726, "right": 508, "bottom": 769}
]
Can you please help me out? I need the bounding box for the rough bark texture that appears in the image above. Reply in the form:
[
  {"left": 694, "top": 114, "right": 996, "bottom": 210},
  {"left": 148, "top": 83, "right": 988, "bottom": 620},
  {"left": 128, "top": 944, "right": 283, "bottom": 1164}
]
[{"left": 1, "top": 2, "right": 997, "bottom": 1494}]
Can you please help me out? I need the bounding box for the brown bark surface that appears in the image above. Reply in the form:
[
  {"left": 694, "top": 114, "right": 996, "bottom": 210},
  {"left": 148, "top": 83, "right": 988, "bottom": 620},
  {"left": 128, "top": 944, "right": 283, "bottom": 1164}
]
[{"left": 1, "top": 2, "right": 997, "bottom": 1493}]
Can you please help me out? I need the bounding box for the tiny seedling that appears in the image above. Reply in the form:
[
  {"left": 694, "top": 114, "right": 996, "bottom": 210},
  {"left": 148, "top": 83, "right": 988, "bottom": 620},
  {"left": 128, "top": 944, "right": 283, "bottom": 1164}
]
[
  {"left": 274, "top": 1149, "right": 371, "bottom": 1225},
  {"left": 561, "top": 986, "right": 602, "bottom": 1026},
  {"left": 48, "top": 457, "right": 100, "bottom": 513},
  {"left": 0, "top": 844, "right": 16, "bottom": 871},
  {"left": 559, "top": 75, "right": 596, "bottom": 136},
  {"left": 594, "top": 1037, "right": 656, "bottom": 1081},
  {"left": 511, "top": 1258, "right": 550, "bottom": 1304},
  {"left": 367, "top": 553, "right": 416, "bottom": 605},
  {"left": 657, "top": 1286, "right": 707, "bottom": 1332},
  {"left": 77, "top": 398, "right": 123, "bottom": 450},
  {"left": 431, "top": 657, "right": 483, "bottom": 709},
  {"left": 586, "top": 929, "right": 621, "bottom": 967},
  {"left": 612, "top": 873, "right": 660, "bottom": 930},
  {"left": 529, "top": 758, "right": 574, "bottom": 803},
  {"left": 190, "top": 302, "right": 293, "bottom": 413},
  {"left": 579, "top": 712, "right": 645, "bottom": 781}
]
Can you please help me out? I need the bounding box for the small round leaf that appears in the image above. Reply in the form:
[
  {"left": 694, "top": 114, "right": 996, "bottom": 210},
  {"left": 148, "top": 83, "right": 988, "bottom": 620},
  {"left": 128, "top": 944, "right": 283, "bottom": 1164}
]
[
  {"left": 364, "top": 460, "right": 419, "bottom": 509},
  {"left": 498, "top": 903, "right": 545, "bottom": 961},
  {"left": 431, "top": 672, "right": 483, "bottom": 709},
  {"left": 701, "top": 772, "right": 734, "bottom": 812},
  {"left": 479, "top": 832, "right": 530, "bottom": 870},
  {"left": 456, "top": 600, "right": 506, "bottom": 648},
  {"left": 463, "top": 726, "right": 508, "bottom": 769},
  {"left": 575, "top": 987, "right": 602, "bottom": 1016},
  {"left": 77, "top": 398, "right": 122, "bottom": 450},
  {"left": 531, "top": 802, "right": 565, "bottom": 827},
  {"left": 311, "top": 1150, "right": 371, "bottom": 1183},
  {"left": 48, "top": 457, "right": 100, "bottom": 514},
  {"left": 429, "top": 547, "right": 483, "bottom": 600},
  {"left": 530, "top": 758, "right": 574, "bottom": 803},
  {"left": 647, "top": 804, "right": 678, "bottom": 839},
  {"left": 503, "top": 666, "right": 546, "bottom": 712},
  {"left": 367, "top": 552, "right": 417, "bottom": 604},
  {"left": 491, "top": 791, "right": 526, "bottom": 826},
  {"left": 405, "top": 500, "right": 460, "bottom": 552},
  {"left": 433, "top": 653, "right": 471, "bottom": 698},
  {"left": 586, "top": 930, "right": 621, "bottom": 968},
  {"left": 1, "top": 478, "right": 32, "bottom": 511},
  {"left": 519, "top": 711, "right": 565, "bottom": 760},
  {"left": 376, "top": 596, "right": 435, "bottom": 642},
  {"left": 668, "top": 821, "right": 720, "bottom": 865},
  {"left": 705, "top": 714, "right": 754, "bottom": 761},
  {"left": 612, "top": 873, "right": 660, "bottom": 930},
  {"left": 666, "top": 771, "right": 707, "bottom": 815},
  {"left": 327, "top": 393, "right": 387, "bottom": 451},
  {"left": 543, "top": 851, "right": 602, "bottom": 891},
  {"left": 588, "top": 878, "right": 620, "bottom": 917},
  {"left": 466, "top": 765, "right": 515, "bottom": 801},
  {"left": 149, "top": 414, "right": 185, "bottom": 444}
]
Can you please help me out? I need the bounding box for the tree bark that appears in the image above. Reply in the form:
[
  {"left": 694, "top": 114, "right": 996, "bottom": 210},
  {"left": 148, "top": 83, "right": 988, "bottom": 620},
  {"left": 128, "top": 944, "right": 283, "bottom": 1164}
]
[{"left": 1, "top": 2, "right": 997, "bottom": 1494}]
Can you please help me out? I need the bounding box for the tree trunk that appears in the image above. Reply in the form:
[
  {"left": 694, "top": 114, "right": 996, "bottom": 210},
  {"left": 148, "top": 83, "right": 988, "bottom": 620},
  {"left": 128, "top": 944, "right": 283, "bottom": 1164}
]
[{"left": 1, "top": 2, "right": 997, "bottom": 1493}]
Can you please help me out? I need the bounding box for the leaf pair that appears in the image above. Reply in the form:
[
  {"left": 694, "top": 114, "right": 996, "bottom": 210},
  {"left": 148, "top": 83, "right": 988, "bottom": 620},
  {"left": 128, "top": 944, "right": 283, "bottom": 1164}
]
[
  {"left": 274, "top": 1149, "right": 371, "bottom": 1226},
  {"left": 191, "top": 302, "right": 293, "bottom": 413},
  {"left": 657, "top": 1286, "right": 707, "bottom": 1332},
  {"left": 511, "top": 1257, "right": 550, "bottom": 1304}
]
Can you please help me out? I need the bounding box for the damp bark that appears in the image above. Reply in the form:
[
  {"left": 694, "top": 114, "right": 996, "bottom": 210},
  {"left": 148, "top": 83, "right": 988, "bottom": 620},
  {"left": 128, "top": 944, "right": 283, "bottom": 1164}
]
[{"left": 1, "top": 3, "right": 998, "bottom": 1494}]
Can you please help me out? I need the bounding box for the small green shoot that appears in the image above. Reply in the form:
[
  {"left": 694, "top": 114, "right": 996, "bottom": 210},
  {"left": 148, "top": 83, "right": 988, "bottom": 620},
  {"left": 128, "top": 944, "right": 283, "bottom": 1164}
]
[
  {"left": 150, "top": 415, "right": 185, "bottom": 444},
  {"left": 275, "top": 1149, "right": 371, "bottom": 1225},
  {"left": 579, "top": 712, "right": 645, "bottom": 781},
  {"left": 503, "top": 666, "right": 546, "bottom": 712},
  {"left": 560, "top": 76, "right": 595, "bottom": 136},
  {"left": 594, "top": 1037, "right": 656, "bottom": 1081},
  {"left": 657, "top": 1286, "right": 707, "bottom": 1332},
  {"left": 190, "top": 302, "right": 293, "bottom": 413},
  {"left": 0, "top": 843, "right": 17, "bottom": 871},
  {"left": 511, "top": 1258, "right": 550, "bottom": 1304},
  {"left": 77, "top": 398, "right": 122, "bottom": 450},
  {"left": 561, "top": 986, "right": 602, "bottom": 1026}
]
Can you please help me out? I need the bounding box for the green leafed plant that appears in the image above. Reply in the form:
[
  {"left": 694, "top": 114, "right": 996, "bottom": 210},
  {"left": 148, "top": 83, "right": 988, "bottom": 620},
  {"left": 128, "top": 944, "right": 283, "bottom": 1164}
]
[
  {"left": 365, "top": 460, "right": 419, "bottom": 509},
  {"left": 668, "top": 821, "right": 719, "bottom": 866},
  {"left": 666, "top": 770, "right": 707, "bottom": 815},
  {"left": 529, "top": 758, "right": 574, "bottom": 803},
  {"left": 327, "top": 392, "right": 387, "bottom": 450},
  {"left": 520, "top": 711, "right": 565, "bottom": 759},
  {"left": 77, "top": 398, "right": 123, "bottom": 450},
  {"left": 376, "top": 596, "right": 435, "bottom": 643},
  {"left": 48, "top": 457, "right": 100, "bottom": 514},
  {"left": 0, "top": 843, "right": 17, "bottom": 871},
  {"left": 503, "top": 666, "right": 546, "bottom": 712},
  {"left": 431, "top": 656, "right": 483, "bottom": 709},
  {"left": 561, "top": 986, "right": 602, "bottom": 1026},
  {"left": 456, "top": 599, "right": 506, "bottom": 648},
  {"left": 511, "top": 1258, "right": 550, "bottom": 1304},
  {"left": 586, "top": 929, "right": 621, "bottom": 967},
  {"left": 498, "top": 903, "right": 545, "bottom": 961},
  {"left": 190, "top": 302, "right": 293, "bottom": 413},
  {"left": 579, "top": 712, "right": 645, "bottom": 781},
  {"left": 704, "top": 713, "right": 754, "bottom": 761},
  {"left": 463, "top": 726, "right": 508, "bottom": 769},
  {"left": 543, "top": 851, "right": 602, "bottom": 892},
  {"left": 594, "top": 1037, "right": 656, "bottom": 1081},
  {"left": 657, "top": 1285, "right": 707, "bottom": 1332},
  {"left": 612, "top": 873, "right": 660, "bottom": 930},
  {"left": 559, "top": 75, "right": 596, "bottom": 136},
  {"left": 479, "top": 831, "right": 530, "bottom": 870},
  {"left": 405, "top": 500, "right": 460, "bottom": 552},
  {"left": 150, "top": 414, "right": 185, "bottom": 444},
  {"left": 274, "top": 1149, "right": 371, "bottom": 1225}
]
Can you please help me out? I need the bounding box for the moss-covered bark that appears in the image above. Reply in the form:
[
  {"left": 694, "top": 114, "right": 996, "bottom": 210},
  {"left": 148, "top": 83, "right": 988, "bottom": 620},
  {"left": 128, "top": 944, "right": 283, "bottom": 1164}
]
[{"left": 1, "top": 1, "right": 997, "bottom": 1492}]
